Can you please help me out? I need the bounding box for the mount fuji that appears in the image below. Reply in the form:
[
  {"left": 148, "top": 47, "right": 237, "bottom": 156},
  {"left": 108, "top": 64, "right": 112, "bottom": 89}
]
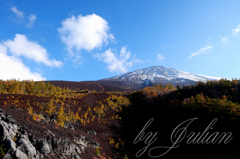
[{"left": 98, "top": 66, "right": 223, "bottom": 90}]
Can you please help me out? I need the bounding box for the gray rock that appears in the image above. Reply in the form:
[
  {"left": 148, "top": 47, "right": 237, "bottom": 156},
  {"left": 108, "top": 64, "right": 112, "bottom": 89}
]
[
  {"left": 35, "top": 153, "right": 44, "bottom": 159},
  {"left": 69, "top": 143, "right": 76, "bottom": 154},
  {"left": 14, "top": 149, "right": 28, "bottom": 159},
  {"left": 73, "top": 154, "right": 81, "bottom": 159},
  {"left": 20, "top": 134, "right": 28, "bottom": 140},
  {"left": 6, "top": 115, "right": 17, "bottom": 124},
  {"left": 0, "top": 120, "right": 10, "bottom": 140},
  {"left": 79, "top": 145, "right": 85, "bottom": 152},
  {"left": 64, "top": 121, "right": 75, "bottom": 131},
  {"left": 0, "top": 109, "right": 6, "bottom": 120},
  {"left": 9, "top": 123, "right": 18, "bottom": 134},
  {"left": 86, "top": 130, "right": 97, "bottom": 135},
  {"left": 0, "top": 109, "right": 96, "bottom": 158},
  {"left": 38, "top": 141, "right": 50, "bottom": 155},
  {"left": 4, "top": 137, "right": 16, "bottom": 151},
  {"left": 73, "top": 135, "right": 88, "bottom": 147},
  {"left": 17, "top": 138, "right": 36, "bottom": 158},
  {"left": 2, "top": 152, "right": 14, "bottom": 159},
  {"left": 0, "top": 121, "right": 18, "bottom": 141},
  {"left": 28, "top": 134, "right": 38, "bottom": 146},
  {"left": 75, "top": 146, "right": 81, "bottom": 154}
]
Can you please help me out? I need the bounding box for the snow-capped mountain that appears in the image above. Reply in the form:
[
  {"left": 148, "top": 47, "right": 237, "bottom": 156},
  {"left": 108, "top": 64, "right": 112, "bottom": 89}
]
[{"left": 99, "top": 66, "right": 222, "bottom": 89}]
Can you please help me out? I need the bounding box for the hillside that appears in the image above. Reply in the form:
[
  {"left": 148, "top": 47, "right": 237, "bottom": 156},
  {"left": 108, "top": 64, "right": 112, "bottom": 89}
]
[
  {"left": 46, "top": 80, "right": 133, "bottom": 92},
  {"left": 119, "top": 79, "right": 240, "bottom": 159},
  {"left": 1, "top": 79, "right": 240, "bottom": 158},
  {"left": 0, "top": 80, "right": 130, "bottom": 159}
]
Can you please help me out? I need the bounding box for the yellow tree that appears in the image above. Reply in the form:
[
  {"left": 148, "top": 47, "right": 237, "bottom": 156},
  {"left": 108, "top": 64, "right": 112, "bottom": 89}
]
[
  {"left": 74, "top": 112, "right": 80, "bottom": 121},
  {"left": 47, "top": 98, "right": 56, "bottom": 115},
  {"left": 70, "top": 110, "right": 75, "bottom": 122},
  {"left": 57, "top": 105, "right": 65, "bottom": 127},
  {"left": 28, "top": 107, "right": 33, "bottom": 115}
]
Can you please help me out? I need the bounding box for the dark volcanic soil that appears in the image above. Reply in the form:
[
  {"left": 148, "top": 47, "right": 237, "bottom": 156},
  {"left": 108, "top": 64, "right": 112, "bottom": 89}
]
[
  {"left": 45, "top": 80, "right": 135, "bottom": 92},
  {"left": 0, "top": 92, "right": 125, "bottom": 158},
  {"left": 46, "top": 81, "right": 106, "bottom": 92}
]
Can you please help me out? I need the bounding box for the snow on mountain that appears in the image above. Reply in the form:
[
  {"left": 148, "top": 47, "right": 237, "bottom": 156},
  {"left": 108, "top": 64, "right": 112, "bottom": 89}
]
[{"left": 103, "top": 66, "right": 222, "bottom": 86}]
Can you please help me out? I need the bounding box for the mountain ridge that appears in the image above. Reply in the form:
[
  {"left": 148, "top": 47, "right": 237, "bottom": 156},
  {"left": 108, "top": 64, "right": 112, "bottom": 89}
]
[
  {"left": 46, "top": 66, "right": 223, "bottom": 92},
  {"left": 98, "top": 65, "right": 222, "bottom": 90}
]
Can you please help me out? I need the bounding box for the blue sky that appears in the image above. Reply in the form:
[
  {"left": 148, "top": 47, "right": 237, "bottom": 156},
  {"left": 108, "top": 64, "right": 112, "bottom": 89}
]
[{"left": 1, "top": 0, "right": 240, "bottom": 81}]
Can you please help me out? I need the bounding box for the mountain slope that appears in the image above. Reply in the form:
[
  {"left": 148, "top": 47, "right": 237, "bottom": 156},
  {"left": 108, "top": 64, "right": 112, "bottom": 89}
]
[{"left": 99, "top": 66, "right": 222, "bottom": 90}]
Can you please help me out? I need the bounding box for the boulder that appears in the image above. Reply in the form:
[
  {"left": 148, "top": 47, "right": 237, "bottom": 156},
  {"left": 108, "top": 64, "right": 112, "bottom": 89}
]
[
  {"left": 35, "top": 153, "right": 44, "bottom": 159},
  {"left": 0, "top": 121, "right": 18, "bottom": 140},
  {"left": 14, "top": 149, "right": 28, "bottom": 159},
  {"left": 6, "top": 115, "right": 17, "bottom": 124},
  {"left": 0, "top": 121, "right": 9, "bottom": 140},
  {"left": 4, "top": 137, "right": 16, "bottom": 151},
  {"left": 37, "top": 141, "right": 50, "bottom": 155},
  {"left": 2, "top": 152, "right": 14, "bottom": 159},
  {"left": 17, "top": 138, "right": 36, "bottom": 158},
  {"left": 0, "top": 109, "right": 97, "bottom": 158},
  {"left": 0, "top": 109, "right": 6, "bottom": 120},
  {"left": 64, "top": 121, "right": 75, "bottom": 131}
]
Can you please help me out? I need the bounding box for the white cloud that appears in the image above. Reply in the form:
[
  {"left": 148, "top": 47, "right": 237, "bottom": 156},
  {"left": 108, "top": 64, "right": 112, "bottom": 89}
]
[
  {"left": 26, "top": 14, "right": 36, "bottom": 28},
  {"left": 188, "top": 46, "right": 213, "bottom": 59},
  {"left": 10, "top": 6, "right": 37, "bottom": 28},
  {"left": 221, "top": 37, "right": 228, "bottom": 42},
  {"left": 0, "top": 43, "right": 45, "bottom": 81},
  {"left": 3, "top": 34, "right": 63, "bottom": 67},
  {"left": 232, "top": 24, "right": 240, "bottom": 36},
  {"left": 58, "top": 13, "right": 115, "bottom": 56},
  {"left": 94, "top": 46, "right": 132, "bottom": 73},
  {"left": 11, "top": 6, "right": 24, "bottom": 18},
  {"left": 0, "top": 43, "right": 7, "bottom": 54},
  {"left": 157, "top": 54, "right": 165, "bottom": 61}
]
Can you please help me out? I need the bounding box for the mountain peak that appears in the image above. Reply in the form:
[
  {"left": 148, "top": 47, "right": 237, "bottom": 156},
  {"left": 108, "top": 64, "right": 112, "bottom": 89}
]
[{"left": 101, "top": 66, "right": 222, "bottom": 89}]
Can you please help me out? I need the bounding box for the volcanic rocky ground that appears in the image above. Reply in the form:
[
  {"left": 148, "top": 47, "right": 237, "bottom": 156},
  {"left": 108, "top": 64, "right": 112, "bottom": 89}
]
[
  {"left": 0, "top": 91, "right": 127, "bottom": 159},
  {"left": 2, "top": 80, "right": 239, "bottom": 159}
]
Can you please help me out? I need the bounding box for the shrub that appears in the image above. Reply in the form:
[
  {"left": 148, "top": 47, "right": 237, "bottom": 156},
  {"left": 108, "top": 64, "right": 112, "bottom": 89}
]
[
  {"left": 32, "top": 113, "right": 37, "bottom": 120},
  {"left": 28, "top": 106, "right": 33, "bottom": 115},
  {"left": 123, "top": 153, "right": 128, "bottom": 159},
  {"left": 109, "top": 137, "right": 114, "bottom": 144},
  {"left": 95, "top": 146, "right": 100, "bottom": 156},
  {"left": 0, "top": 144, "right": 6, "bottom": 158}
]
